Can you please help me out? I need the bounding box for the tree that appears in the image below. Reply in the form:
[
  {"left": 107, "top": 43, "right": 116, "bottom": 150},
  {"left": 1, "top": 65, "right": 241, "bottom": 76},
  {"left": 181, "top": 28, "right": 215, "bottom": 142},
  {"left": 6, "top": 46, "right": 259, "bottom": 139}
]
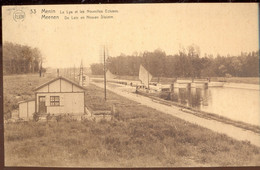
[
  {"left": 3, "top": 42, "right": 43, "bottom": 75},
  {"left": 90, "top": 48, "right": 259, "bottom": 78},
  {"left": 230, "top": 57, "right": 242, "bottom": 77},
  {"left": 90, "top": 63, "right": 104, "bottom": 75},
  {"left": 218, "top": 64, "right": 227, "bottom": 77}
]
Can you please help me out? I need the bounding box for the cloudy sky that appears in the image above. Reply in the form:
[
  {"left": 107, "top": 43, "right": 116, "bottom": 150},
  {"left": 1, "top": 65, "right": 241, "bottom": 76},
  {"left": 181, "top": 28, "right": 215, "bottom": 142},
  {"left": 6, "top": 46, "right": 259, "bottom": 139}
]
[{"left": 2, "top": 3, "right": 259, "bottom": 68}]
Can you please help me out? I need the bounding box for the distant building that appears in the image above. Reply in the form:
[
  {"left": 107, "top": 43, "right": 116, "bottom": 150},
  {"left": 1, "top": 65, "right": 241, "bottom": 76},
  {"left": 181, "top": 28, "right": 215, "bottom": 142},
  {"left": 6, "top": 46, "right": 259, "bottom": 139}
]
[
  {"left": 82, "top": 74, "right": 90, "bottom": 86},
  {"left": 78, "top": 60, "right": 90, "bottom": 86},
  {"left": 18, "top": 76, "right": 86, "bottom": 119},
  {"left": 76, "top": 73, "right": 90, "bottom": 87}
]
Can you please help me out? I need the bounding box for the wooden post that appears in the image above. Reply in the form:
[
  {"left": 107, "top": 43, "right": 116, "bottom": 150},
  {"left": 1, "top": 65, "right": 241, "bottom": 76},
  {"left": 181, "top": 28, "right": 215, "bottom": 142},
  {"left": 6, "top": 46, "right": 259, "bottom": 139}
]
[{"left": 39, "top": 61, "right": 42, "bottom": 77}]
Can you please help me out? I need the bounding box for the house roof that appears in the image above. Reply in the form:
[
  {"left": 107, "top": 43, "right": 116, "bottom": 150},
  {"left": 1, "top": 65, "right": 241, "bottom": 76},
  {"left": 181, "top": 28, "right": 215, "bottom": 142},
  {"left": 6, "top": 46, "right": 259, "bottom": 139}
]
[
  {"left": 34, "top": 76, "right": 86, "bottom": 91},
  {"left": 18, "top": 99, "right": 35, "bottom": 104}
]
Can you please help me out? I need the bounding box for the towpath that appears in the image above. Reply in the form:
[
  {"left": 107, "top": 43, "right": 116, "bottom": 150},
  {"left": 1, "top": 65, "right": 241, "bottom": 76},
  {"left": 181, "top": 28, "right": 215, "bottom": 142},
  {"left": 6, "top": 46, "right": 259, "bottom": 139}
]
[{"left": 91, "top": 82, "right": 260, "bottom": 147}]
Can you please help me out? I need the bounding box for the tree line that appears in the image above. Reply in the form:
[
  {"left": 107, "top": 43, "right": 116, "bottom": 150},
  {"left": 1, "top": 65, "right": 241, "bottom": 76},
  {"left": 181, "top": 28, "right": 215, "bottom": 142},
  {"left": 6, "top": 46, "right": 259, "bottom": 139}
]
[
  {"left": 3, "top": 42, "right": 44, "bottom": 75},
  {"left": 91, "top": 45, "right": 259, "bottom": 78}
]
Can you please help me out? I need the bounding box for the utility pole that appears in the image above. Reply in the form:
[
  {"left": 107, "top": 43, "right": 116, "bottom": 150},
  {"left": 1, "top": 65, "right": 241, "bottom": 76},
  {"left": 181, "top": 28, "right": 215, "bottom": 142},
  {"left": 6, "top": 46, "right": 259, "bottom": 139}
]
[
  {"left": 39, "top": 61, "right": 42, "bottom": 77},
  {"left": 79, "top": 60, "right": 83, "bottom": 86},
  {"left": 57, "top": 68, "right": 59, "bottom": 77},
  {"left": 73, "top": 65, "right": 75, "bottom": 81},
  {"left": 104, "top": 46, "right": 106, "bottom": 101},
  {"left": 69, "top": 67, "right": 71, "bottom": 78}
]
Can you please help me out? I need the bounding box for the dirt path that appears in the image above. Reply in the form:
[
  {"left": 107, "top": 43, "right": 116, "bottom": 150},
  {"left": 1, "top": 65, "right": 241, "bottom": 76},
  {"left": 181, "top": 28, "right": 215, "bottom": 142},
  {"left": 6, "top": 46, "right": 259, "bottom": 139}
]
[{"left": 91, "top": 82, "right": 260, "bottom": 147}]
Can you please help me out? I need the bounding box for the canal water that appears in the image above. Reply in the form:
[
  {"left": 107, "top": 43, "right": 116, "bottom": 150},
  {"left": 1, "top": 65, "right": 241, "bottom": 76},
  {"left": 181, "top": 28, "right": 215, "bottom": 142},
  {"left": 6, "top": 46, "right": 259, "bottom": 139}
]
[{"left": 166, "top": 87, "right": 260, "bottom": 126}]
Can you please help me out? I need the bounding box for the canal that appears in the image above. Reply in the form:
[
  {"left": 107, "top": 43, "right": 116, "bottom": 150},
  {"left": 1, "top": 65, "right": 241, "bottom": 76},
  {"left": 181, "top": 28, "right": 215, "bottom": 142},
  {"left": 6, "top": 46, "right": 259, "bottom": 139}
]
[{"left": 166, "top": 86, "right": 260, "bottom": 126}]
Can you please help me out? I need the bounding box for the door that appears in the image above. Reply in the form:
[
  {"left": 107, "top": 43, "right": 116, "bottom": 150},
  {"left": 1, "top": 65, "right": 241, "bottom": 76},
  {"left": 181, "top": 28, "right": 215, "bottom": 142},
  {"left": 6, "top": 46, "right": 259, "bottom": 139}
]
[{"left": 39, "top": 96, "right": 46, "bottom": 113}]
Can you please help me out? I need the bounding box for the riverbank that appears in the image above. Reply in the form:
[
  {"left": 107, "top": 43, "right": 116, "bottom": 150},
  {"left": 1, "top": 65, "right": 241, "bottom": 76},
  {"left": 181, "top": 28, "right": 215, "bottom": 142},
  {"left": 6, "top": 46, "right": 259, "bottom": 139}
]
[
  {"left": 223, "top": 82, "right": 259, "bottom": 90},
  {"left": 218, "top": 77, "right": 259, "bottom": 85},
  {"left": 4, "top": 75, "right": 260, "bottom": 166},
  {"left": 94, "top": 81, "right": 260, "bottom": 147},
  {"left": 135, "top": 90, "right": 260, "bottom": 134},
  {"left": 91, "top": 75, "right": 259, "bottom": 85}
]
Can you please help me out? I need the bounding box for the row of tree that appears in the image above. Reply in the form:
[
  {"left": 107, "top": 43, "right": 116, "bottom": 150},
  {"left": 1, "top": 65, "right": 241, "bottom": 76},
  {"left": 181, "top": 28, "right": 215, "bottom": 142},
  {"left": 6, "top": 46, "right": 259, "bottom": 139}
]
[
  {"left": 91, "top": 46, "right": 259, "bottom": 78},
  {"left": 3, "top": 42, "right": 44, "bottom": 75}
]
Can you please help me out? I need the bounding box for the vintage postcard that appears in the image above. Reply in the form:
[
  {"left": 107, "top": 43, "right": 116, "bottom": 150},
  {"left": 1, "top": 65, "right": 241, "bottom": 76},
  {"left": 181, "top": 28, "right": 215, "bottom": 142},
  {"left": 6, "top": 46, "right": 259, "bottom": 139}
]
[{"left": 2, "top": 3, "right": 259, "bottom": 167}]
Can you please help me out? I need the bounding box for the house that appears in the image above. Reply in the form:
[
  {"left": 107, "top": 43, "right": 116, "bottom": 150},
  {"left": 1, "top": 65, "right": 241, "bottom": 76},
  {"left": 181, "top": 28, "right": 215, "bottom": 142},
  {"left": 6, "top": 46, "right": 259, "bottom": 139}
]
[
  {"left": 34, "top": 76, "right": 86, "bottom": 116},
  {"left": 18, "top": 76, "right": 86, "bottom": 120}
]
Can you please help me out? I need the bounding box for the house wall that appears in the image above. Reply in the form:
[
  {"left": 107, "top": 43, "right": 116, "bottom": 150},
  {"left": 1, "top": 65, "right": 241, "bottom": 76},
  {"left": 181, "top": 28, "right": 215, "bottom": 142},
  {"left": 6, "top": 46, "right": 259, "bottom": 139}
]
[
  {"left": 19, "top": 101, "right": 35, "bottom": 119},
  {"left": 28, "top": 101, "right": 35, "bottom": 118},
  {"left": 49, "top": 79, "right": 60, "bottom": 92},
  {"left": 73, "top": 84, "right": 84, "bottom": 92},
  {"left": 36, "top": 92, "right": 84, "bottom": 115},
  {"left": 61, "top": 79, "right": 72, "bottom": 92},
  {"left": 19, "top": 103, "right": 27, "bottom": 118}
]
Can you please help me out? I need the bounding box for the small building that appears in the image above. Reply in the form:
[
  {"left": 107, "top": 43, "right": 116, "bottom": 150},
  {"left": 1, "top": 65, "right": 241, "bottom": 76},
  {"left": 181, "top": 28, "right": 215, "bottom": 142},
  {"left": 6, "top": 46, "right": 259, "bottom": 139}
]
[
  {"left": 33, "top": 76, "right": 86, "bottom": 116},
  {"left": 76, "top": 73, "right": 90, "bottom": 87},
  {"left": 81, "top": 74, "right": 90, "bottom": 87},
  {"left": 18, "top": 99, "right": 35, "bottom": 120}
]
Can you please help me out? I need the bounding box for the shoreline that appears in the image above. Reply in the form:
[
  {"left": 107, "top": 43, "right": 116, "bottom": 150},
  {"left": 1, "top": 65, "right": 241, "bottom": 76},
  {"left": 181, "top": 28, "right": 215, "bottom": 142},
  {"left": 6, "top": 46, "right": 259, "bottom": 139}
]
[
  {"left": 137, "top": 90, "right": 260, "bottom": 134},
  {"left": 93, "top": 81, "right": 260, "bottom": 147},
  {"left": 223, "top": 82, "right": 259, "bottom": 90}
]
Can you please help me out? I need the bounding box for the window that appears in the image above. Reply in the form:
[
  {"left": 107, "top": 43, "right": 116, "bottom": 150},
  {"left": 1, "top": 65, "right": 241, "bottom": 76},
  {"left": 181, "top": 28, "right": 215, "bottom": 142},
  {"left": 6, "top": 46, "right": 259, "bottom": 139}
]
[{"left": 50, "top": 96, "right": 60, "bottom": 106}]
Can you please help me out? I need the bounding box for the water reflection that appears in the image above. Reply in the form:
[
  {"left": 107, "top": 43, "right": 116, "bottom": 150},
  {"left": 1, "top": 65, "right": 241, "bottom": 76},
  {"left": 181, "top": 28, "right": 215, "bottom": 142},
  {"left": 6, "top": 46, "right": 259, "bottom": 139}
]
[
  {"left": 164, "top": 87, "right": 259, "bottom": 126},
  {"left": 168, "top": 88, "right": 206, "bottom": 108}
]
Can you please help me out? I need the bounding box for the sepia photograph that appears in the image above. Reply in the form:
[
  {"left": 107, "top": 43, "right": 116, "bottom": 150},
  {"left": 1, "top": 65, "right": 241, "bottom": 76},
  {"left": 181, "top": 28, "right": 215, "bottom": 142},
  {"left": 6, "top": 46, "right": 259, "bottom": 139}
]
[{"left": 2, "top": 3, "right": 260, "bottom": 167}]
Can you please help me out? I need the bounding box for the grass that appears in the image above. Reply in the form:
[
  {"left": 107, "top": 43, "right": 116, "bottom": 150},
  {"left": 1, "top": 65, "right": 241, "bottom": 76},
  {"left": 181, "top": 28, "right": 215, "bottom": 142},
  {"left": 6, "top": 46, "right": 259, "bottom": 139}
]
[
  {"left": 4, "top": 74, "right": 260, "bottom": 167},
  {"left": 3, "top": 74, "right": 55, "bottom": 119}
]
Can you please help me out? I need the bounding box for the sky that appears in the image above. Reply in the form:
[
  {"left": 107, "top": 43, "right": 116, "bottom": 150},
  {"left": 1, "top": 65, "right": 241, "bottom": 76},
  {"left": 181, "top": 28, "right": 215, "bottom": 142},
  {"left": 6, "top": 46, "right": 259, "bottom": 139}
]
[{"left": 2, "top": 3, "right": 259, "bottom": 68}]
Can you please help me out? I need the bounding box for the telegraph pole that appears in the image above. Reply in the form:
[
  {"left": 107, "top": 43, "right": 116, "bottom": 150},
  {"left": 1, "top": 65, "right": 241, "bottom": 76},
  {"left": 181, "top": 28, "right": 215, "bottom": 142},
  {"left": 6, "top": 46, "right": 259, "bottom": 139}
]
[
  {"left": 73, "top": 65, "right": 75, "bottom": 81},
  {"left": 79, "top": 60, "right": 83, "bottom": 86},
  {"left": 57, "top": 68, "right": 59, "bottom": 77},
  {"left": 69, "top": 66, "right": 71, "bottom": 78},
  {"left": 104, "top": 46, "right": 107, "bottom": 101}
]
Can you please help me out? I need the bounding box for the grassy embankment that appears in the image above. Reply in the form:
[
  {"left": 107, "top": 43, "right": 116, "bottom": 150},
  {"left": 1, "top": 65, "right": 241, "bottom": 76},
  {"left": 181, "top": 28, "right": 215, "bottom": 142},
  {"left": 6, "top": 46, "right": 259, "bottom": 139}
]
[
  {"left": 4, "top": 75, "right": 260, "bottom": 167},
  {"left": 3, "top": 74, "right": 55, "bottom": 119}
]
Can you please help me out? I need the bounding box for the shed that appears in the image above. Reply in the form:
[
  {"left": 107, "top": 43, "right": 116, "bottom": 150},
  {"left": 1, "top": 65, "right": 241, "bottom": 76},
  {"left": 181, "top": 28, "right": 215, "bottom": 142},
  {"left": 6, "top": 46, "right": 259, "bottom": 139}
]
[
  {"left": 77, "top": 73, "right": 90, "bottom": 87},
  {"left": 18, "top": 99, "right": 35, "bottom": 120},
  {"left": 33, "top": 76, "right": 86, "bottom": 115}
]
